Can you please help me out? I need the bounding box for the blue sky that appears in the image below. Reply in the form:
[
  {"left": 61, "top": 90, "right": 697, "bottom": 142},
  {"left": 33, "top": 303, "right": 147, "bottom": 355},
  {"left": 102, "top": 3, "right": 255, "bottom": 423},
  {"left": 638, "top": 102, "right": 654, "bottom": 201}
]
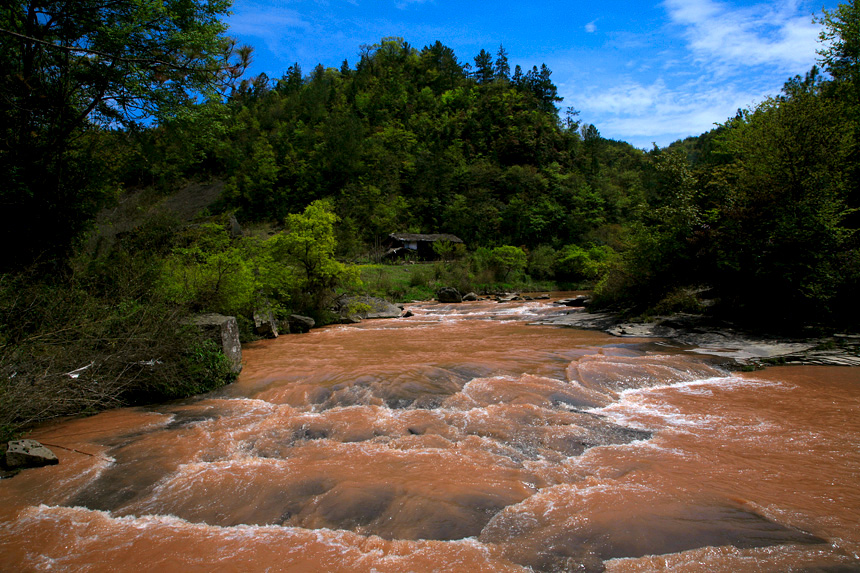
[{"left": 225, "top": 0, "right": 839, "bottom": 148}]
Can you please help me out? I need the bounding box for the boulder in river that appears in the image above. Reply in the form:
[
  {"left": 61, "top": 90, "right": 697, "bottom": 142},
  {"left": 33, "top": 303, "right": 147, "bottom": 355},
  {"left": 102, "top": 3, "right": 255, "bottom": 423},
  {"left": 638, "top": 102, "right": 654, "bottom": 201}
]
[
  {"left": 495, "top": 293, "right": 521, "bottom": 302},
  {"left": 187, "top": 313, "right": 243, "bottom": 374},
  {"left": 6, "top": 440, "right": 58, "bottom": 469},
  {"left": 462, "top": 292, "right": 479, "bottom": 301},
  {"left": 436, "top": 287, "right": 462, "bottom": 303},
  {"left": 287, "top": 314, "right": 315, "bottom": 333},
  {"left": 253, "top": 309, "right": 279, "bottom": 338}
]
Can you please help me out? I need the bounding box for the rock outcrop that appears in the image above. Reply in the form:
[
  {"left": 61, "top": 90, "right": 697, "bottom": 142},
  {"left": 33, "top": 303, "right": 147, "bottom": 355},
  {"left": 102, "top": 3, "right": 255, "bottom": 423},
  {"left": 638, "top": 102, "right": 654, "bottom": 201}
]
[
  {"left": 533, "top": 309, "right": 860, "bottom": 368},
  {"left": 253, "top": 309, "right": 279, "bottom": 338},
  {"left": 555, "top": 295, "right": 591, "bottom": 307},
  {"left": 5, "top": 439, "right": 58, "bottom": 469},
  {"left": 187, "top": 314, "right": 243, "bottom": 374}
]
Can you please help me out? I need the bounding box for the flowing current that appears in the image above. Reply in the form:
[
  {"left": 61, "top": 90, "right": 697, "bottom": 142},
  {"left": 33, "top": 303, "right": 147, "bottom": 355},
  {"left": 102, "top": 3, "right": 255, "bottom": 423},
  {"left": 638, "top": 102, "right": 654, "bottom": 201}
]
[{"left": 1, "top": 298, "right": 859, "bottom": 572}]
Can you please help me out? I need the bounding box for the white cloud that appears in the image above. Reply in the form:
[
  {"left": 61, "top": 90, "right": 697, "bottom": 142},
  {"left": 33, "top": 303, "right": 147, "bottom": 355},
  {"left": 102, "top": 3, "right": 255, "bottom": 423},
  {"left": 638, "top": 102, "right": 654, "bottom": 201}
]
[
  {"left": 556, "top": 1, "right": 827, "bottom": 147},
  {"left": 395, "top": 0, "right": 433, "bottom": 9},
  {"left": 663, "top": 0, "right": 821, "bottom": 72},
  {"left": 577, "top": 80, "right": 667, "bottom": 115},
  {"left": 585, "top": 20, "right": 597, "bottom": 33},
  {"left": 228, "top": 2, "right": 312, "bottom": 55},
  {"left": 568, "top": 76, "right": 777, "bottom": 148}
]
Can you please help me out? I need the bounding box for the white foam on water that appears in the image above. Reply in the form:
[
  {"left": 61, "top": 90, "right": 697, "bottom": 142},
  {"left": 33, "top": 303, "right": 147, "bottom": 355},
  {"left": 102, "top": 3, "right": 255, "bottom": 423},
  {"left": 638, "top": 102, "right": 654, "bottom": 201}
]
[
  {"left": 213, "top": 397, "right": 279, "bottom": 411},
  {"left": 12, "top": 504, "right": 335, "bottom": 539},
  {"left": 589, "top": 375, "right": 766, "bottom": 428}
]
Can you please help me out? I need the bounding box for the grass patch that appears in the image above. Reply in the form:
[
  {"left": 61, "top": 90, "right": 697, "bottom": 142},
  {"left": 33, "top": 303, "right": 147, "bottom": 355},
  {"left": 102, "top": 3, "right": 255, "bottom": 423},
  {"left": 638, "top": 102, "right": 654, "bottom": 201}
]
[
  {"left": 357, "top": 263, "right": 436, "bottom": 302},
  {"left": 356, "top": 262, "right": 560, "bottom": 302}
]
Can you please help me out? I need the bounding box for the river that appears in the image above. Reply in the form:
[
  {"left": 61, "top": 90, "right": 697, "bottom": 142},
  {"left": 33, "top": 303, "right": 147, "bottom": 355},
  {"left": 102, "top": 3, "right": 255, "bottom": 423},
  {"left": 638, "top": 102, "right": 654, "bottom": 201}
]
[{"left": 1, "top": 297, "right": 859, "bottom": 572}]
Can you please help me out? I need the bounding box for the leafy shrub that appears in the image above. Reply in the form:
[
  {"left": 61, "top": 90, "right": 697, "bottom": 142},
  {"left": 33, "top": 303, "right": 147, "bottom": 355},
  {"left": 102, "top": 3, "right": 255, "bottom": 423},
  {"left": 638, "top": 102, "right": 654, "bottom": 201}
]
[
  {"left": 177, "top": 338, "right": 236, "bottom": 396},
  {"left": 527, "top": 245, "right": 557, "bottom": 280},
  {"left": 408, "top": 264, "right": 435, "bottom": 288},
  {"left": 269, "top": 200, "right": 360, "bottom": 316},
  {"left": 649, "top": 287, "right": 707, "bottom": 315},
  {"left": 489, "top": 245, "right": 527, "bottom": 281},
  {"left": 555, "top": 244, "right": 617, "bottom": 282},
  {"left": 159, "top": 222, "right": 297, "bottom": 319},
  {"left": 432, "top": 241, "right": 467, "bottom": 261}
]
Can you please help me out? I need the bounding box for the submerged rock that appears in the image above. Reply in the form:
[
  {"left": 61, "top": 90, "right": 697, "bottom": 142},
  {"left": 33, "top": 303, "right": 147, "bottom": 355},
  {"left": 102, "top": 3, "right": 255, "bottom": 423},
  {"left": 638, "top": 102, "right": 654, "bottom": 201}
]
[{"left": 6, "top": 439, "right": 58, "bottom": 469}]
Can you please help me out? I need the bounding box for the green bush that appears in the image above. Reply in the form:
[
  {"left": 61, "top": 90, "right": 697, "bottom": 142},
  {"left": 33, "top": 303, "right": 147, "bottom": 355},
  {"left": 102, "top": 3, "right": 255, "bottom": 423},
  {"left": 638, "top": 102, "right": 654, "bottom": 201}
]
[
  {"left": 527, "top": 245, "right": 557, "bottom": 280},
  {"left": 649, "top": 287, "right": 707, "bottom": 315},
  {"left": 555, "top": 244, "right": 617, "bottom": 282},
  {"left": 158, "top": 222, "right": 298, "bottom": 320},
  {"left": 490, "top": 245, "right": 528, "bottom": 281},
  {"left": 178, "top": 338, "right": 236, "bottom": 395}
]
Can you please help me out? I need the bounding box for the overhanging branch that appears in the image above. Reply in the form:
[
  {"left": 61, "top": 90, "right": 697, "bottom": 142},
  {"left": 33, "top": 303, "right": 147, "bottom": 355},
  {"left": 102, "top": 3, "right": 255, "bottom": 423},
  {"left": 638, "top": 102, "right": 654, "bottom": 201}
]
[{"left": 0, "top": 26, "right": 225, "bottom": 72}]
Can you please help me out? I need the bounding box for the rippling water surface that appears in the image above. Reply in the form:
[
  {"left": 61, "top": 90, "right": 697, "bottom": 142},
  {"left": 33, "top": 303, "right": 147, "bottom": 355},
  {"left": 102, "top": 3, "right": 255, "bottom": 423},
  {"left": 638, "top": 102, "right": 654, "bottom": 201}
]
[{"left": 2, "top": 298, "right": 859, "bottom": 571}]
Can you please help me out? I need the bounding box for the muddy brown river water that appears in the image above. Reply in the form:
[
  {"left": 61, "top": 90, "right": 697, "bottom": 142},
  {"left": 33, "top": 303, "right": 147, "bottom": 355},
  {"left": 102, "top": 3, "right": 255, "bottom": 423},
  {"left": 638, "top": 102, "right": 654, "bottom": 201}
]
[{"left": 1, "top": 298, "right": 859, "bottom": 572}]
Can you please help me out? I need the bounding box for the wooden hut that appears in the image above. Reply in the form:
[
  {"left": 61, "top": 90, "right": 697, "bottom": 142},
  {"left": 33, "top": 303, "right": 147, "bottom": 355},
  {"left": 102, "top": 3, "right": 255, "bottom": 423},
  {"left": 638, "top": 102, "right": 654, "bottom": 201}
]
[{"left": 383, "top": 233, "right": 464, "bottom": 260}]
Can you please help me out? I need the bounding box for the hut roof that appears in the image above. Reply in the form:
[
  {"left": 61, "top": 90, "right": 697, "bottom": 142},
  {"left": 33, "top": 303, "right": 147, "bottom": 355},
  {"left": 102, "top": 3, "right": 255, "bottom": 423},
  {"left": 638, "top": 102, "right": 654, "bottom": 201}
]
[{"left": 389, "top": 233, "right": 463, "bottom": 243}]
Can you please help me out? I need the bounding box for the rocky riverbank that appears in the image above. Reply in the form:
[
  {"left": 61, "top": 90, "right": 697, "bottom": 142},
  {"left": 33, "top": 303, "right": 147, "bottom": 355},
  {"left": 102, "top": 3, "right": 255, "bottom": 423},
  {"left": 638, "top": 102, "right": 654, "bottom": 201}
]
[{"left": 533, "top": 305, "right": 860, "bottom": 369}]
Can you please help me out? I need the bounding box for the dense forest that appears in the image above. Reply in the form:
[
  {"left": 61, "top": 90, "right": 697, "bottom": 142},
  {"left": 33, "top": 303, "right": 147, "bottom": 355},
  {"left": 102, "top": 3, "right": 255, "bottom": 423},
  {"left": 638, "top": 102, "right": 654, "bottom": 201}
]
[{"left": 1, "top": 0, "right": 858, "bottom": 438}]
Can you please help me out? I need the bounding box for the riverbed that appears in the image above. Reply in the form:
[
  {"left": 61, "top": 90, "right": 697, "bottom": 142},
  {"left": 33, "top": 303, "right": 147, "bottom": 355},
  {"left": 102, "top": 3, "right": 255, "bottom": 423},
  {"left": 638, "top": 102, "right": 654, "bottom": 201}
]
[{"left": 2, "top": 298, "right": 859, "bottom": 571}]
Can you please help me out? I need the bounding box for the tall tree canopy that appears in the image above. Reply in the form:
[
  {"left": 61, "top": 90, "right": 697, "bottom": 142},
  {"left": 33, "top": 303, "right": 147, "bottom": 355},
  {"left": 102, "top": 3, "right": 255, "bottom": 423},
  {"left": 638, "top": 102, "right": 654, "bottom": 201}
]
[
  {"left": 0, "top": 0, "right": 249, "bottom": 270},
  {"left": 595, "top": 0, "right": 860, "bottom": 325}
]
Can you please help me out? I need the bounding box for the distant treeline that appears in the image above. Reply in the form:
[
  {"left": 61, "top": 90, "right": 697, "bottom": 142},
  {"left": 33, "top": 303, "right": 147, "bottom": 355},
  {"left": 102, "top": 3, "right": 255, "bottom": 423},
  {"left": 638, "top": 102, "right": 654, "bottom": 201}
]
[
  {"left": 119, "top": 25, "right": 858, "bottom": 327},
  {"left": 117, "top": 38, "right": 648, "bottom": 256}
]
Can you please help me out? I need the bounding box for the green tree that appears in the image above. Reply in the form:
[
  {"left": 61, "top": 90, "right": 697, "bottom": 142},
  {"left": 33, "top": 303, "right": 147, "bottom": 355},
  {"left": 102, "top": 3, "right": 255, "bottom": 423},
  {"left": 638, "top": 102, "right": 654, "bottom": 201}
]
[
  {"left": 555, "top": 244, "right": 616, "bottom": 282},
  {"left": 473, "top": 49, "right": 494, "bottom": 84},
  {"left": 225, "top": 137, "right": 281, "bottom": 217},
  {"left": 159, "top": 223, "right": 257, "bottom": 315},
  {"left": 581, "top": 123, "right": 602, "bottom": 175},
  {"left": 706, "top": 88, "right": 854, "bottom": 320},
  {"left": 272, "top": 200, "right": 358, "bottom": 312},
  {"left": 817, "top": 0, "right": 860, "bottom": 87},
  {"left": 817, "top": 0, "right": 860, "bottom": 210},
  {"left": 0, "top": 0, "right": 249, "bottom": 270},
  {"left": 494, "top": 45, "right": 511, "bottom": 82},
  {"left": 490, "top": 245, "right": 528, "bottom": 281}
]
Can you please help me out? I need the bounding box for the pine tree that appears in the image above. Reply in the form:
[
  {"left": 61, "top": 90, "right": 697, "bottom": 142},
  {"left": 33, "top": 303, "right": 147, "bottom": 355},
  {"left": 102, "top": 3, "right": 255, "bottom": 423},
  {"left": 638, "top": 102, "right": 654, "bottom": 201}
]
[
  {"left": 473, "top": 49, "right": 494, "bottom": 84},
  {"left": 494, "top": 45, "right": 511, "bottom": 81}
]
